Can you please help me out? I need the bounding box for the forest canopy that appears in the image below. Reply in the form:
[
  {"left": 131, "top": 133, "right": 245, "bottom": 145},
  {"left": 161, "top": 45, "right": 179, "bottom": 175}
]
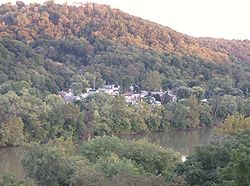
[{"left": 0, "top": 1, "right": 250, "bottom": 146}]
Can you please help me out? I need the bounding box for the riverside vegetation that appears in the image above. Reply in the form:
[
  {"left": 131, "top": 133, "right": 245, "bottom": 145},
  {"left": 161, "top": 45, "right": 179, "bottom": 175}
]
[
  {"left": 1, "top": 124, "right": 250, "bottom": 186},
  {"left": 0, "top": 1, "right": 250, "bottom": 185}
]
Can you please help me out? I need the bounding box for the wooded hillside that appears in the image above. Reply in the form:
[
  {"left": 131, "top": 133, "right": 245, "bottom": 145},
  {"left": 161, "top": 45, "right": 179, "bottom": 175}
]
[{"left": 0, "top": 1, "right": 250, "bottom": 63}]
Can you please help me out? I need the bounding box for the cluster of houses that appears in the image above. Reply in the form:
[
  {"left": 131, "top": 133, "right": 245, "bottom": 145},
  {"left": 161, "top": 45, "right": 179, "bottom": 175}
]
[{"left": 59, "top": 84, "right": 177, "bottom": 105}]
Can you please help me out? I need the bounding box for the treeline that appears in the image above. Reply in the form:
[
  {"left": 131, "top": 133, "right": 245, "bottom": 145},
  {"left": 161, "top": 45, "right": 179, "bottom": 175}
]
[{"left": 1, "top": 87, "right": 250, "bottom": 147}]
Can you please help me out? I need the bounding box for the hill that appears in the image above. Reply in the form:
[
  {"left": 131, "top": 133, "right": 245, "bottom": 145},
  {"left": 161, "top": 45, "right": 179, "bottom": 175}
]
[
  {"left": 1, "top": 2, "right": 250, "bottom": 63},
  {"left": 0, "top": 1, "right": 249, "bottom": 94}
]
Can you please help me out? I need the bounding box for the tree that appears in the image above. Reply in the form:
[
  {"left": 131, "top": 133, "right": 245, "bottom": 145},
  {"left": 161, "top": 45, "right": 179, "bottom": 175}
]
[
  {"left": 166, "top": 102, "right": 189, "bottom": 129},
  {"left": 97, "top": 154, "right": 142, "bottom": 177},
  {"left": 70, "top": 75, "right": 89, "bottom": 95},
  {"left": 83, "top": 72, "right": 105, "bottom": 90},
  {"left": 0, "top": 173, "right": 33, "bottom": 186},
  {"left": 176, "top": 142, "right": 232, "bottom": 185},
  {"left": 191, "top": 86, "right": 205, "bottom": 100},
  {"left": 83, "top": 100, "right": 99, "bottom": 140},
  {"left": 216, "top": 95, "right": 238, "bottom": 119},
  {"left": 109, "top": 96, "right": 132, "bottom": 133},
  {"left": 0, "top": 117, "right": 24, "bottom": 146},
  {"left": 130, "top": 102, "right": 150, "bottom": 132},
  {"left": 218, "top": 130, "right": 250, "bottom": 186},
  {"left": 175, "top": 86, "right": 192, "bottom": 99},
  {"left": 110, "top": 172, "right": 169, "bottom": 186},
  {"left": 207, "top": 77, "right": 234, "bottom": 96},
  {"left": 199, "top": 103, "right": 213, "bottom": 126},
  {"left": 162, "top": 78, "right": 175, "bottom": 90},
  {"left": 161, "top": 93, "right": 172, "bottom": 104},
  {"left": 216, "top": 113, "right": 250, "bottom": 135},
  {"left": 141, "top": 71, "right": 163, "bottom": 91},
  {"left": 22, "top": 138, "right": 77, "bottom": 186},
  {"left": 22, "top": 143, "right": 75, "bottom": 186},
  {"left": 185, "top": 96, "right": 200, "bottom": 128},
  {"left": 80, "top": 136, "right": 181, "bottom": 181},
  {"left": 241, "top": 98, "right": 250, "bottom": 117}
]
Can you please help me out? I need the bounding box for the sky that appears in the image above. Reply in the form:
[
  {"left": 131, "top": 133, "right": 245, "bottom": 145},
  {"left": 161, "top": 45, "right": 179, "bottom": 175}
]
[{"left": 1, "top": 0, "right": 250, "bottom": 40}]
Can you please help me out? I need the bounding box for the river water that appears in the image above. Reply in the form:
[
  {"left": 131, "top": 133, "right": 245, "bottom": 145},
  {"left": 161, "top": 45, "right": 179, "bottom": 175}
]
[
  {"left": 0, "top": 128, "right": 213, "bottom": 178},
  {"left": 122, "top": 127, "right": 213, "bottom": 155}
]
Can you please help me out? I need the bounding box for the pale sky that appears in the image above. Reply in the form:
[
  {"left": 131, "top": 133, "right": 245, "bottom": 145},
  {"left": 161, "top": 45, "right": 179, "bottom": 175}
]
[{"left": 1, "top": 0, "right": 250, "bottom": 40}]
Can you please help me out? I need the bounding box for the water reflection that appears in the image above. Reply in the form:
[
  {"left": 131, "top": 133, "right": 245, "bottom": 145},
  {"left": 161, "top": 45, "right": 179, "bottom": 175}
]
[
  {"left": 0, "top": 128, "right": 213, "bottom": 178},
  {"left": 123, "top": 127, "right": 213, "bottom": 155}
]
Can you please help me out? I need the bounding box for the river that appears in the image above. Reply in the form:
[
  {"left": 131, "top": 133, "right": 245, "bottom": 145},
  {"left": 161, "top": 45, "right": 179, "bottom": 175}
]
[
  {"left": 0, "top": 128, "right": 213, "bottom": 178},
  {"left": 122, "top": 127, "right": 213, "bottom": 155}
]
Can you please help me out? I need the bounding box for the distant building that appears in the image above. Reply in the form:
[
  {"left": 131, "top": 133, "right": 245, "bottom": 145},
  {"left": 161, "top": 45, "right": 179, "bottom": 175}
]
[
  {"left": 123, "top": 92, "right": 141, "bottom": 105},
  {"left": 140, "top": 90, "right": 148, "bottom": 98},
  {"left": 151, "top": 91, "right": 165, "bottom": 97},
  {"left": 129, "top": 85, "right": 134, "bottom": 92},
  {"left": 154, "top": 101, "right": 162, "bottom": 106},
  {"left": 201, "top": 99, "right": 208, "bottom": 103},
  {"left": 60, "top": 89, "right": 80, "bottom": 103},
  {"left": 59, "top": 85, "right": 171, "bottom": 106},
  {"left": 167, "top": 90, "right": 177, "bottom": 102},
  {"left": 96, "top": 84, "right": 120, "bottom": 96}
]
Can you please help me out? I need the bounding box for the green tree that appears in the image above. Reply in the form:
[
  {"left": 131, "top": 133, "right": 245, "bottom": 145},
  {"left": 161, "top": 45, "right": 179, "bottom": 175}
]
[
  {"left": 130, "top": 102, "right": 150, "bottom": 132},
  {"left": 0, "top": 116, "right": 24, "bottom": 146},
  {"left": 217, "top": 95, "right": 238, "bottom": 119},
  {"left": 83, "top": 72, "right": 105, "bottom": 90},
  {"left": 22, "top": 139, "right": 77, "bottom": 186},
  {"left": 219, "top": 144, "right": 250, "bottom": 186},
  {"left": 199, "top": 103, "right": 213, "bottom": 126},
  {"left": 165, "top": 102, "right": 189, "bottom": 129},
  {"left": 70, "top": 75, "right": 89, "bottom": 95},
  {"left": 109, "top": 96, "right": 132, "bottom": 133},
  {"left": 141, "top": 71, "right": 163, "bottom": 91},
  {"left": 191, "top": 86, "right": 205, "bottom": 100},
  {"left": 185, "top": 96, "right": 200, "bottom": 128},
  {"left": 97, "top": 154, "right": 143, "bottom": 177},
  {"left": 80, "top": 136, "right": 181, "bottom": 181},
  {"left": 176, "top": 86, "right": 192, "bottom": 99},
  {"left": 216, "top": 113, "right": 250, "bottom": 135},
  {"left": 0, "top": 173, "right": 34, "bottom": 186}
]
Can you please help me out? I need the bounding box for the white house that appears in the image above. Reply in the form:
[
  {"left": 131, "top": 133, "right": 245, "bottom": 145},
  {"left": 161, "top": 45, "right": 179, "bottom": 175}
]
[
  {"left": 96, "top": 85, "right": 120, "bottom": 96},
  {"left": 151, "top": 91, "right": 165, "bottom": 97},
  {"left": 167, "top": 90, "right": 177, "bottom": 102}
]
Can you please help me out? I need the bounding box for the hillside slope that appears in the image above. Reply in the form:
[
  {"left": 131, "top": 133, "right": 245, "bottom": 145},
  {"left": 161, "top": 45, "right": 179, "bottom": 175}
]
[
  {"left": 0, "top": 2, "right": 249, "bottom": 63},
  {"left": 0, "top": 2, "right": 249, "bottom": 96}
]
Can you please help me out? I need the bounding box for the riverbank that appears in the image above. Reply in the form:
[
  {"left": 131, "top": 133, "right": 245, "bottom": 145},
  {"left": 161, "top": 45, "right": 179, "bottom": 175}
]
[
  {"left": 0, "top": 125, "right": 217, "bottom": 149},
  {"left": 117, "top": 125, "right": 215, "bottom": 138},
  {"left": 0, "top": 128, "right": 214, "bottom": 178}
]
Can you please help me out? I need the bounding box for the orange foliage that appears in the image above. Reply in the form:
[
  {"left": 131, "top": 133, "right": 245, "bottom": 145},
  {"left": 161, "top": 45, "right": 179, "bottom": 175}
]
[{"left": 0, "top": 2, "right": 249, "bottom": 63}]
